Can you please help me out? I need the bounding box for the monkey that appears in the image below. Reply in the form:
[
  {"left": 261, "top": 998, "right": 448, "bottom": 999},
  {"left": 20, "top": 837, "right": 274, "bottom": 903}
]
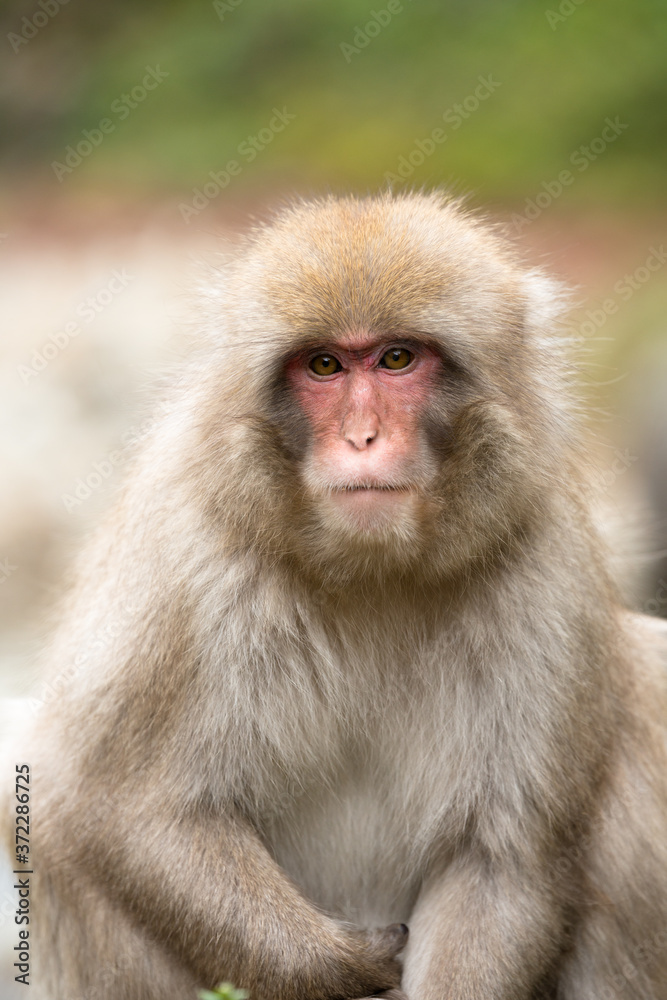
[{"left": 5, "top": 191, "right": 667, "bottom": 1000}]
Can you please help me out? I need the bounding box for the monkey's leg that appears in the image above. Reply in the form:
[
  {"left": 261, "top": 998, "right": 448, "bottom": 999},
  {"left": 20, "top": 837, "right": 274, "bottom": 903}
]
[
  {"left": 556, "top": 756, "right": 667, "bottom": 999},
  {"left": 33, "top": 868, "right": 199, "bottom": 1000},
  {"left": 400, "top": 855, "right": 563, "bottom": 999}
]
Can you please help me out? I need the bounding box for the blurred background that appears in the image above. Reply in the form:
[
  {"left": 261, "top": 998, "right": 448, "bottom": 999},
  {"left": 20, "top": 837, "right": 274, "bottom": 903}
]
[{"left": 0, "top": 0, "right": 666, "bottom": 991}]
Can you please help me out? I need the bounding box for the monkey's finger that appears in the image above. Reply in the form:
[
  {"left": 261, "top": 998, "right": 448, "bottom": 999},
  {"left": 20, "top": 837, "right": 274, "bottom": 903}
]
[{"left": 371, "top": 923, "right": 409, "bottom": 957}]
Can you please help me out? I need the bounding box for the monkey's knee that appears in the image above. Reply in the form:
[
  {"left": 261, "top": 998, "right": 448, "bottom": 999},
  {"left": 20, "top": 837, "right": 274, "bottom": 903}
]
[{"left": 34, "top": 871, "right": 197, "bottom": 1000}]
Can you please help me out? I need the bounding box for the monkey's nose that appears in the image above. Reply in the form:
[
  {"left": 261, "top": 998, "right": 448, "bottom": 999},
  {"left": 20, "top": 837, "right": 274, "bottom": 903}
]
[{"left": 343, "top": 420, "right": 379, "bottom": 450}]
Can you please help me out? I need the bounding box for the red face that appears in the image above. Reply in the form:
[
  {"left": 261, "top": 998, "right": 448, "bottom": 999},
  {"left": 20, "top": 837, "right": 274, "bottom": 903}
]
[{"left": 286, "top": 335, "right": 442, "bottom": 530}]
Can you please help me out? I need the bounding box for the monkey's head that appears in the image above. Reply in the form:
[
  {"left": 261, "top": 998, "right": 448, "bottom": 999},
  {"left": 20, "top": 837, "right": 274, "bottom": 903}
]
[{"left": 200, "top": 192, "right": 573, "bottom": 585}]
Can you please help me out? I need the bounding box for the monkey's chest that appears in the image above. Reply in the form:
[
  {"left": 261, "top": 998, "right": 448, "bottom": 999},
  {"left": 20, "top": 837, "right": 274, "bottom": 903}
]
[{"left": 263, "top": 771, "right": 427, "bottom": 926}]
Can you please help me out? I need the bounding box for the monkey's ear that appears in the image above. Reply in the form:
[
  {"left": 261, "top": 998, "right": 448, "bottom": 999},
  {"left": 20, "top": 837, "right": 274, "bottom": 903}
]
[{"left": 519, "top": 268, "right": 571, "bottom": 335}]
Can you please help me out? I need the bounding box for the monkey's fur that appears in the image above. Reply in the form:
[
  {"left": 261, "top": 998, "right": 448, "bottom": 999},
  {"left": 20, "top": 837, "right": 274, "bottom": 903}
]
[{"left": 9, "top": 193, "right": 667, "bottom": 999}]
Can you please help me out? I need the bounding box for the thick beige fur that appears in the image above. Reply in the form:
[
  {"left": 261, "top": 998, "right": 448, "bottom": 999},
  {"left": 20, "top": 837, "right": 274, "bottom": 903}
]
[{"left": 4, "top": 193, "right": 667, "bottom": 1000}]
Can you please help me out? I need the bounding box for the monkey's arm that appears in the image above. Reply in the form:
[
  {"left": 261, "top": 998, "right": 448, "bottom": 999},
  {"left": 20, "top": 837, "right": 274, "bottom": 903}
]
[
  {"left": 401, "top": 854, "right": 563, "bottom": 999},
  {"left": 37, "top": 757, "right": 404, "bottom": 1000}
]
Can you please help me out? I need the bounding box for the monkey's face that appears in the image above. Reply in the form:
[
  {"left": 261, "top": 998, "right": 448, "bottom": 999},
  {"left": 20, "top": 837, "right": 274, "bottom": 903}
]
[
  {"left": 214, "top": 194, "right": 566, "bottom": 581},
  {"left": 284, "top": 334, "right": 443, "bottom": 534}
]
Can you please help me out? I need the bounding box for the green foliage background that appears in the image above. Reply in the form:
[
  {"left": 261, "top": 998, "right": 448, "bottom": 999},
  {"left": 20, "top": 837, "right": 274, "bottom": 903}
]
[{"left": 2, "top": 0, "right": 666, "bottom": 202}]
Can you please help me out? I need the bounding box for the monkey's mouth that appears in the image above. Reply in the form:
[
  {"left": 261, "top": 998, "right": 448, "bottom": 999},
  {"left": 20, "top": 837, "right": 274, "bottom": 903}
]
[{"left": 329, "top": 481, "right": 414, "bottom": 493}]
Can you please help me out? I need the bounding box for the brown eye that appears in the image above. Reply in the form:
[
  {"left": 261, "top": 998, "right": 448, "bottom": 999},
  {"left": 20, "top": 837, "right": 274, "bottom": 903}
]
[
  {"left": 309, "top": 355, "right": 342, "bottom": 376},
  {"left": 380, "top": 348, "right": 413, "bottom": 370}
]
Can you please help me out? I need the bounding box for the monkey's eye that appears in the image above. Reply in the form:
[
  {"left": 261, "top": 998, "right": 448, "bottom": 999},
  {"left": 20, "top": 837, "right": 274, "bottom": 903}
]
[
  {"left": 309, "top": 355, "right": 342, "bottom": 376},
  {"left": 379, "top": 348, "right": 413, "bottom": 370}
]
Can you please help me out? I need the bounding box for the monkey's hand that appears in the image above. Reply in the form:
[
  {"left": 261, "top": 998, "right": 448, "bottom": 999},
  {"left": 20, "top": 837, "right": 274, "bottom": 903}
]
[
  {"left": 240, "top": 919, "right": 407, "bottom": 1000},
  {"left": 341, "top": 923, "right": 408, "bottom": 999}
]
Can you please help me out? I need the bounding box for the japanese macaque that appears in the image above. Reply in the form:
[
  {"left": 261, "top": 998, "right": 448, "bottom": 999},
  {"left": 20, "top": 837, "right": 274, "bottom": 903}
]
[{"left": 8, "top": 192, "right": 667, "bottom": 999}]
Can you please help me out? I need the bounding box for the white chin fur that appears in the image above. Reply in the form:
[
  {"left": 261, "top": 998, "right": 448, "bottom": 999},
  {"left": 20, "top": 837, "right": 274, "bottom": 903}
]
[{"left": 321, "top": 488, "right": 419, "bottom": 534}]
